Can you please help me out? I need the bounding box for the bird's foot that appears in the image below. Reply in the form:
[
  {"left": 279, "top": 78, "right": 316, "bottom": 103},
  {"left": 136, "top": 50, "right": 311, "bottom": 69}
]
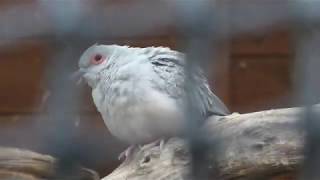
[
  {"left": 143, "top": 138, "right": 166, "bottom": 151},
  {"left": 158, "top": 139, "right": 166, "bottom": 151},
  {"left": 118, "top": 145, "right": 137, "bottom": 161},
  {"left": 118, "top": 139, "right": 167, "bottom": 161}
]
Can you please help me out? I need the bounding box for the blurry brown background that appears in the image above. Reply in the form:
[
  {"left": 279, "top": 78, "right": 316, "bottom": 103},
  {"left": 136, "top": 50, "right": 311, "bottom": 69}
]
[{"left": 0, "top": 0, "right": 295, "bottom": 177}]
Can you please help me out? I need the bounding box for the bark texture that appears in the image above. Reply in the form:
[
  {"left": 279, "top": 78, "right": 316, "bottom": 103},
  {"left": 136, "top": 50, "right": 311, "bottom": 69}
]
[
  {"left": 0, "top": 147, "right": 99, "bottom": 180},
  {"left": 102, "top": 106, "right": 311, "bottom": 180}
]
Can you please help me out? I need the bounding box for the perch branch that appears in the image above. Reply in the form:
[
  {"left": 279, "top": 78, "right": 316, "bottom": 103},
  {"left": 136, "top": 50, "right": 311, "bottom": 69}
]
[
  {"left": 102, "top": 105, "right": 314, "bottom": 180},
  {"left": 0, "top": 147, "right": 99, "bottom": 180}
]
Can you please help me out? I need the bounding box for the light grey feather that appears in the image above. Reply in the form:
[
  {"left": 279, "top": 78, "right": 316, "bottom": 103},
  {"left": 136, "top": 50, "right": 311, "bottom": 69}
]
[
  {"left": 78, "top": 44, "right": 229, "bottom": 145},
  {"left": 144, "top": 47, "right": 230, "bottom": 117}
]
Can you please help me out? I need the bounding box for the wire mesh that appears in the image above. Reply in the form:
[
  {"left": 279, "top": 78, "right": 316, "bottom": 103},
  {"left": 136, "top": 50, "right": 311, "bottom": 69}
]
[
  {"left": 0, "top": 0, "right": 320, "bottom": 179},
  {"left": 291, "top": 1, "right": 320, "bottom": 179},
  {"left": 173, "top": 1, "right": 219, "bottom": 179}
]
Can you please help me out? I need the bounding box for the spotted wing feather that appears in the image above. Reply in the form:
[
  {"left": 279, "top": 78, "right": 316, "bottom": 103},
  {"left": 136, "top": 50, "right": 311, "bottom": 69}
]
[{"left": 149, "top": 52, "right": 229, "bottom": 118}]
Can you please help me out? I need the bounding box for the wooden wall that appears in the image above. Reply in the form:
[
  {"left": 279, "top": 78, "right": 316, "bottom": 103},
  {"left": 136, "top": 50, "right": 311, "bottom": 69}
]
[
  {"left": 0, "top": 0, "right": 295, "bottom": 177},
  {"left": 230, "top": 30, "right": 294, "bottom": 112}
]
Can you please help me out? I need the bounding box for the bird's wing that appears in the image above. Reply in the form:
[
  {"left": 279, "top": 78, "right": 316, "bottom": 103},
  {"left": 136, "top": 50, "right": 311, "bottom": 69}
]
[{"left": 148, "top": 50, "right": 230, "bottom": 117}]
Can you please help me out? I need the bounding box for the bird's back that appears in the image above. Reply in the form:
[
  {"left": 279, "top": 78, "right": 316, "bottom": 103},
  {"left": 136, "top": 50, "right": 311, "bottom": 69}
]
[{"left": 142, "top": 46, "right": 230, "bottom": 118}]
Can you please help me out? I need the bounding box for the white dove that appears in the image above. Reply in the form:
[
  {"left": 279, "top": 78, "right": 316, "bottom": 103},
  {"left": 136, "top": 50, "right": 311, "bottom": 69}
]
[{"left": 74, "top": 44, "right": 229, "bottom": 159}]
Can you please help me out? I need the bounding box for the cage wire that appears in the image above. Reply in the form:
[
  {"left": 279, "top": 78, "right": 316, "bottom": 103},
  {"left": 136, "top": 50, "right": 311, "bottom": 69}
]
[
  {"left": 291, "top": 1, "right": 320, "bottom": 179},
  {"left": 1, "top": 0, "right": 320, "bottom": 179},
  {"left": 173, "top": 0, "right": 220, "bottom": 179}
]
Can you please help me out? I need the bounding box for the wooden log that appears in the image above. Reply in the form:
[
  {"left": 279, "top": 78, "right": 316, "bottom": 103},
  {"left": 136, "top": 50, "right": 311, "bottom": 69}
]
[
  {"left": 0, "top": 147, "right": 99, "bottom": 180},
  {"left": 102, "top": 106, "right": 312, "bottom": 180}
]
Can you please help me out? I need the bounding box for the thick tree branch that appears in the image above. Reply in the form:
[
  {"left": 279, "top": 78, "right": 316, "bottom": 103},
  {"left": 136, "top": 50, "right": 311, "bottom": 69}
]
[
  {"left": 0, "top": 147, "right": 99, "bottom": 180},
  {"left": 102, "top": 106, "right": 313, "bottom": 180}
]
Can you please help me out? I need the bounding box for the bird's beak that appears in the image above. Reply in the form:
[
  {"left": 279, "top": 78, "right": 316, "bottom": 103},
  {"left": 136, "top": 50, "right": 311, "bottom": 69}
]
[{"left": 70, "top": 69, "right": 85, "bottom": 85}]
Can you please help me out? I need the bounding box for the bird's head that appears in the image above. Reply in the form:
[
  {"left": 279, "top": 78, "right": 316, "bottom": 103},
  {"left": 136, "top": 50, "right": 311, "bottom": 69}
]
[{"left": 72, "top": 44, "right": 130, "bottom": 87}]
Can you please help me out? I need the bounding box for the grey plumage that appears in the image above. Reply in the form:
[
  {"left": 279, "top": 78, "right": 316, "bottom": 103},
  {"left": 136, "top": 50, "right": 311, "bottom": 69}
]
[
  {"left": 76, "top": 44, "right": 229, "bottom": 145},
  {"left": 148, "top": 51, "right": 228, "bottom": 117}
]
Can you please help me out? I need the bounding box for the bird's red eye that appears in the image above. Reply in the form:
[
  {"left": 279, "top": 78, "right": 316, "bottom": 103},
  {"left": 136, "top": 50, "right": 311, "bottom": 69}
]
[{"left": 91, "top": 54, "right": 105, "bottom": 65}]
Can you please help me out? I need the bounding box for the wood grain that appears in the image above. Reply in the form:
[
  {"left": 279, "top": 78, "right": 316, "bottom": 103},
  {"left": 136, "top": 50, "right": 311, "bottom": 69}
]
[
  {"left": 0, "top": 146, "right": 99, "bottom": 180},
  {"left": 230, "top": 57, "right": 294, "bottom": 113},
  {"left": 102, "top": 105, "right": 310, "bottom": 180}
]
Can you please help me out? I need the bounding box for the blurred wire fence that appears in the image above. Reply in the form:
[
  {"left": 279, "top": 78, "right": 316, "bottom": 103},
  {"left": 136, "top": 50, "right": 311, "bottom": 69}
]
[{"left": 0, "top": 0, "right": 320, "bottom": 179}]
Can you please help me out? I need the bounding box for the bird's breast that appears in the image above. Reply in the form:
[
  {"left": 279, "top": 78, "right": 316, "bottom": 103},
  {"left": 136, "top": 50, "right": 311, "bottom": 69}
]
[{"left": 96, "top": 83, "right": 185, "bottom": 144}]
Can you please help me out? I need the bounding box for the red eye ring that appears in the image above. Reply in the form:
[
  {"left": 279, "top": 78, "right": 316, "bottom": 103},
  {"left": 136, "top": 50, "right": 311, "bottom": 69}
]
[{"left": 91, "top": 54, "right": 105, "bottom": 65}]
